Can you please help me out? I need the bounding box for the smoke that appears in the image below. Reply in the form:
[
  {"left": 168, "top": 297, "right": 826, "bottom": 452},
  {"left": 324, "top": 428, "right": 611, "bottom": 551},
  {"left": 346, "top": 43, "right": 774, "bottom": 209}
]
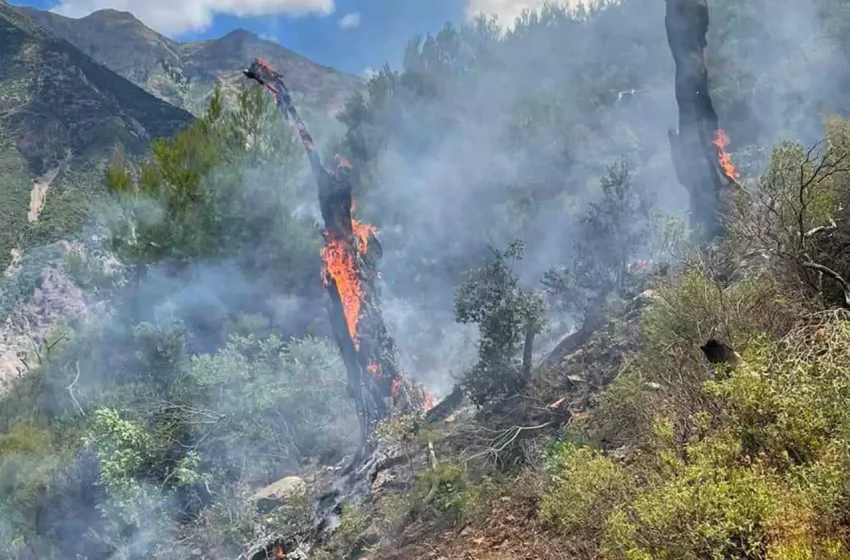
[
  {"left": 5, "top": 0, "right": 850, "bottom": 556},
  {"left": 339, "top": 0, "right": 850, "bottom": 396}
]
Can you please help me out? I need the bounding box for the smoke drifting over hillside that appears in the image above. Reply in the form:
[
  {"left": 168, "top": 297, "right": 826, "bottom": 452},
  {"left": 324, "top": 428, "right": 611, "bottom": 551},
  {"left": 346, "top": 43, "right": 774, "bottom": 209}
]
[{"left": 4, "top": 0, "right": 850, "bottom": 557}]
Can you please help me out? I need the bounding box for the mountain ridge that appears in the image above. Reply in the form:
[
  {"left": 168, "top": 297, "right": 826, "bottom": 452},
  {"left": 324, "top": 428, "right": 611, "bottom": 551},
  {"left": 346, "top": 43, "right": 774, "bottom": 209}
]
[
  {"left": 0, "top": 0, "right": 195, "bottom": 269},
  {"left": 16, "top": 5, "right": 366, "bottom": 117}
]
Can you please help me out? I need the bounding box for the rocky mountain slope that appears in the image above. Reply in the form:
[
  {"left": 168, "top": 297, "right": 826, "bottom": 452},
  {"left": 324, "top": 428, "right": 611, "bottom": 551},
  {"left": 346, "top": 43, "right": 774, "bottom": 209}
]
[
  {"left": 16, "top": 6, "right": 365, "bottom": 117},
  {"left": 0, "top": 0, "right": 194, "bottom": 270}
]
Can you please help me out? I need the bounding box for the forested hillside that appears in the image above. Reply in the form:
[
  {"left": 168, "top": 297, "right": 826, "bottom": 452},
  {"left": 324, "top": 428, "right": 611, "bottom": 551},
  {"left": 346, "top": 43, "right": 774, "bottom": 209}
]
[{"left": 3, "top": 0, "right": 850, "bottom": 558}]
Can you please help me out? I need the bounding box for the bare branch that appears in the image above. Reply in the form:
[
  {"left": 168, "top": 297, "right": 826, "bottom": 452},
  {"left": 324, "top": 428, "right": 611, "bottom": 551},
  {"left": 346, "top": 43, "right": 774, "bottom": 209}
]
[
  {"left": 802, "top": 261, "right": 850, "bottom": 308},
  {"left": 67, "top": 360, "right": 85, "bottom": 416},
  {"left": 805, "top": 218, "right": 838, "bottom": 238}
]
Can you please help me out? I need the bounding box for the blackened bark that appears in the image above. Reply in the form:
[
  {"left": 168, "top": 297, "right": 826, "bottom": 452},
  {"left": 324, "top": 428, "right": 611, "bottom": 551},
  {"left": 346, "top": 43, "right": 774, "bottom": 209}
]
[
  {"left": 522, "top": 320, "right": 535, "bottom": 380},
  {"left": 665, "top": 0, "right": 728, "bottom": 241},
  {"left": 244, "top": 59, "right": 421, "bottom": 448}
]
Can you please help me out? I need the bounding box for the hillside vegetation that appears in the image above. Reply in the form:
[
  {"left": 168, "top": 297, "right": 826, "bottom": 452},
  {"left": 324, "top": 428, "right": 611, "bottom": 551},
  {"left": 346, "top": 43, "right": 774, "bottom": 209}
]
[
  {"left": 3, "top": 1, "right": 850, "bottom": 559},
  {"left": 0, "top": 0, "right": 193, "bottom": 272}
]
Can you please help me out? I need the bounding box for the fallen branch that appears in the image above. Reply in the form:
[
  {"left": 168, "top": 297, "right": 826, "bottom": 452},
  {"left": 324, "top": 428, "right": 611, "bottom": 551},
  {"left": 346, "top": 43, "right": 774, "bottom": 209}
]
[
  {"left": 464, "top": 422, "right": 552, "bottom": 468},
  {"left": 424, "top": 440, "right": 440, "bottom": 505},
  {"left": 805, "top": 218, "right": 838, "bottom": 238},
  {"left": 802, "top": 260, "right": 850, "bottom": 308}
]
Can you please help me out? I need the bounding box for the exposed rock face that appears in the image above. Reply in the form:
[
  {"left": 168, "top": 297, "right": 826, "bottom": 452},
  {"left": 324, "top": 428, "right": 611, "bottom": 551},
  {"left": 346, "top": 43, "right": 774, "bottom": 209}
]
[{"left": 0, "top": 249, "right": 87, "bottom": 389}]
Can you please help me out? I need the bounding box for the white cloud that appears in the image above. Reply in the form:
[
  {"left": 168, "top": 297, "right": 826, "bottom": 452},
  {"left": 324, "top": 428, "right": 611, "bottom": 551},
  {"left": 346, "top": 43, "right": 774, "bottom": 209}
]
[
  {"left": 49, "top": 0, "right": 336, "bottom": 36},
  {"left": 465, "top": 0, "right": 577, "bottom": 27},
  {"left": 338, "top": 12, "right": 360, "bottom": 29}
]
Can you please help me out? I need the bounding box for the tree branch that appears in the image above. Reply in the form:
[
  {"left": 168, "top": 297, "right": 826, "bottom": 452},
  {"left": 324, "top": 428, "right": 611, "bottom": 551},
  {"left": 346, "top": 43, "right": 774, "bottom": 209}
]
[
  {"left": 802, "top": 260, "right": 850, "bottom": 308},
  {"left": 67, "top": 360, "right": 85, "bottom": 416}
]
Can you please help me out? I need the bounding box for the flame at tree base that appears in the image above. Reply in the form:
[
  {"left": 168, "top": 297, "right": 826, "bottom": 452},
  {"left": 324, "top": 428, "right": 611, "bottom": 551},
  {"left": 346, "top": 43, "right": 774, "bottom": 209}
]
[{"left": 320, "top": 208, "right": 433, "bottom": 416}]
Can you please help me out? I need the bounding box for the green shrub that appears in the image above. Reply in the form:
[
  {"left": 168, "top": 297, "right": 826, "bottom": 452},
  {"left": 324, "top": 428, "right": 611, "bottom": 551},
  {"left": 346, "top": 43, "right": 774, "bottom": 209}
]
[
  {"left": 589, "top": 370, "right": 656, "bottom": 448},
  {"left": 0, "top": 421, "right": 62, "bottom": 509},
  {"left": 540, "top": 443, "right": 631, "bottom": 536},
  {"left": 597, "top": 315, "right": 850, "bottom": 559},
  {"left": 187, "top": 334, "right": 357, "bottom": 480},
  {"left": 413, "top": 462, "right": 472, "bottom": 521}
]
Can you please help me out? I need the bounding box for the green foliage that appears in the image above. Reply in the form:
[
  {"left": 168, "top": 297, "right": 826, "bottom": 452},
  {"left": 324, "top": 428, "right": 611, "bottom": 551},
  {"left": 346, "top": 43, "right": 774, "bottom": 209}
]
[
  {"left": 187, "top": 333, "right": 356, "bottom": 478},
  {"left": 536, "top": 300, "right": 850, "bottom": 558},
  {"left": 589, "top": 371, "right": 656, "bottom": 448},
  {"left": 601, "top": 444, "right": 816, "bottom": 559},
  {"left": 455, "top": 240, "right": 546, "bottom": 405},
  {"left": 191, "top": 482, "right": 312, "bottom": 555},
  {"left": 85, "top": 408, "right": 151, "bottom": 496},
  {"left": 636, "top": 265, "right": 798, "bottom": 425},
  {"left": 413, "top": 462, "right": 472, "bottom": 522},
  {"left": 726, "top": 117, "right": 850, "bottom": 309},
  {"left": 0, "top": 317, "right": 354, "bottom": 554},
  {"left": 313, "top": 502, "right": 374, "bottom": 560},
  {"left": 105, "top": 84, "right": 318, "bottom": 291},
  {"left": 0, "top": 420, "right": 63, "bottom": 509},
  {"left": 62, "top": 242, "right": 121, "bottom": 293},
  {"left": 83, "top": 408, "right": 161, "bottom": 530},
  {"left": 336, "top": 503, "right": 372, "bottom": 549},
  {"left": 541, "top": 443, "right": 631, "bottom": 537}
]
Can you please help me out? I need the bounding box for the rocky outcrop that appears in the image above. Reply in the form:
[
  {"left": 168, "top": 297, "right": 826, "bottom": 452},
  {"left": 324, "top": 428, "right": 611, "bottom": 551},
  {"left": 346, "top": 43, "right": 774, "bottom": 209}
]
[{"left": 0, "top": 242, "right": 90, "bottom": 390}]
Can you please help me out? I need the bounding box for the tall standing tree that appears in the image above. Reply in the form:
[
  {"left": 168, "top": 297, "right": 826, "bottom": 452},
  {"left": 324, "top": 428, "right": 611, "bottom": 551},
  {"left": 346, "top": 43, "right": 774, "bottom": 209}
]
[
  {"left": 243, "top": 59, "right": 423, "bottom": 451},
  {"left": 665, "top": 0, "right": 739, "bottom": 242}
]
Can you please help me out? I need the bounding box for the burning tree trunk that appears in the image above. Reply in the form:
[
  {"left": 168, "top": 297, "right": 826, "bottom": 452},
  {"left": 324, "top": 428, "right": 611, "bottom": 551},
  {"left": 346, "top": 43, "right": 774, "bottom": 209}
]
[
  {"left": 243, "top": 59, "right": 422, "bottom": 447},
  {"left": 665, "top": 0, "right": 740, "bottom": 241}
]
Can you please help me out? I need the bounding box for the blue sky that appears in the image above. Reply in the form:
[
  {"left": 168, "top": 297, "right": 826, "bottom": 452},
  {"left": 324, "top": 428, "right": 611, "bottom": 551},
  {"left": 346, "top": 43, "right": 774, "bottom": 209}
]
[{"left": 7, "top": 0, "right": 546, "bottom": 76}]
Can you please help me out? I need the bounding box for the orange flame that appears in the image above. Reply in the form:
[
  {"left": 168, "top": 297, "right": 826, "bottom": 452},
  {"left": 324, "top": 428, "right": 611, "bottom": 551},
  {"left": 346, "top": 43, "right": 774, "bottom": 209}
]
[
  {"left": 352, "top": 219, "right": 378, "bottom": 254},
  {"left": 320, "top": 209, "right": 379, "bottom": 350},
  {"left": 423, "top": 391, "right": 434, "bottom": 411},
  {"left": 713, "top": 129, "right": 740, "bottom": 181},
  {"left": 273, "top": 544, "right": 286, "bottom": 558},
  {"left": 321, "top": 233, "right": 362, "bottom": 348},
  {"left": 367, "top": 363, "right": 381, "bottom": 375},
  {"left": 391, "top": 377, "right": 403, "bottom": 399}
]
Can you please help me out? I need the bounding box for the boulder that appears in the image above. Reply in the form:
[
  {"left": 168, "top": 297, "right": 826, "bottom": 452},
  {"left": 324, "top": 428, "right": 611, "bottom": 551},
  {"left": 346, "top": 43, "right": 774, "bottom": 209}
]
[{"left": 252, "top": 476, "right": 307, "bottom": 512}]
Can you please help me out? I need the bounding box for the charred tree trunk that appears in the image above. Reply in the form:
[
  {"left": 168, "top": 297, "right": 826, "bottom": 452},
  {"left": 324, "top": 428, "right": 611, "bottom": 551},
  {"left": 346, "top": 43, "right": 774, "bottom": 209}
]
[
  {"left": 244, "top": 59, "right": 422, "bottom": 449},
  {"left": 522, "top": 320, "right": 535, "bottom": 380},
  {"left": 665, "top": 0, "right": 732, "bottom": 242}
]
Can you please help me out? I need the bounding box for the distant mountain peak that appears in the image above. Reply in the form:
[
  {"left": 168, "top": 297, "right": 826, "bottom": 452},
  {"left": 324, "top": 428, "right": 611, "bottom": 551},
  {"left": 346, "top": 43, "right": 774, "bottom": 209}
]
[
  {"left": 221, "top": 27, "right": 255, "bottom": 40},
  {"left": 18, "top": 5, "right": 364, "bottom": 117},
  {"left": 0, "top": 3, "right": 194, "bottom": 269},
  {"left": 84, "top": 8, "right": 139, "bottom": 20}
]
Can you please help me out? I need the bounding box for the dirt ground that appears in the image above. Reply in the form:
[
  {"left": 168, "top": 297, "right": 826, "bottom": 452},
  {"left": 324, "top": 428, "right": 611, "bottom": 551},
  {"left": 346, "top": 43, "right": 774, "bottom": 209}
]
[{"left": 380, "top": 490, "right": 581, "bottom": 560}]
